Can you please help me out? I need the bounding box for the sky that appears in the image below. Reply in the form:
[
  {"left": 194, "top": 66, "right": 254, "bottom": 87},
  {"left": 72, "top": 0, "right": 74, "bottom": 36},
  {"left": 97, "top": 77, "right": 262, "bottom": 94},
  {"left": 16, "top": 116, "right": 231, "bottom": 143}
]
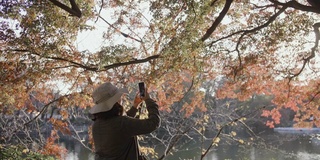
[
  {"left": 75, "top": 2, "right": 152, "bottom": 53},
  {"left": 75, "top": 20, "right": 106, "bottom": 52}
]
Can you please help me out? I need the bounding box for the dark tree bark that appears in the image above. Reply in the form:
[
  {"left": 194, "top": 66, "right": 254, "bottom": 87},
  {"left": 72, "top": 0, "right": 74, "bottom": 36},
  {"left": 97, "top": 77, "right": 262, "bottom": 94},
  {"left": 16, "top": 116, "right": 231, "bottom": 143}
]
[
  {"left": 307, "top": 0, "right": 320, "bottom": 8},
  {"left": 49, "top": 0, "right": 82, "bottom": 18}
]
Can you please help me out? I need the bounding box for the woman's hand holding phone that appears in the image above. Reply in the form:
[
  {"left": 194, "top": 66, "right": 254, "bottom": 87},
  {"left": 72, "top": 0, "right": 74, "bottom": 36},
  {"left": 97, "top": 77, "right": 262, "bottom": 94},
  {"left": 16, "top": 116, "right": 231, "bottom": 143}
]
[{"left": 133, "top": 82, "right": 149, "bottom": 108}]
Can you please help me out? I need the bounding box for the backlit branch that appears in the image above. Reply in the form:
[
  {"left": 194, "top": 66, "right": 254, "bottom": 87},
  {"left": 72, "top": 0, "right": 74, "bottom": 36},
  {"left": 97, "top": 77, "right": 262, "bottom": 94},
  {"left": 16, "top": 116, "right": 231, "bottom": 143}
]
[
  {"left": 98, "top": 15, "right": 143, "bottom": 43},
  {"left": 209, "top": 2, "right": 287, "bottom": 47},
  {"left": 209, "top": 0, "right": 318, "bottom": 47},
  {"left": 201, "top": 0, "right": 234, "bottom": 41},
  {"left": 232, "top": 5, "right": 287, "bottom": 78},
  {"left": 9, "top": 49, "right": 160, "bottom": 71},
  {"left": 27, "top": 51, "right": 99, "bottom": 71},
  {"left": 103, "top": 54, "right": 161, "bottom": 70},
  {"left": 8, "top": 49, "right": 96, "bottom": 71},
  {"left": 209, "top": 1, "right": 317, "bottom": 80},
  {"left": 288, "top": 22, "right": 320, "bottom": 81},
  {"left": 216, "top": 4, "right": 288, "bottom": 79},
  {"left": 49, "top": 0, "right": 82, "bottom": 18},
  {"left": 269, "top": 0, "right": 320, "bottom": 14}
]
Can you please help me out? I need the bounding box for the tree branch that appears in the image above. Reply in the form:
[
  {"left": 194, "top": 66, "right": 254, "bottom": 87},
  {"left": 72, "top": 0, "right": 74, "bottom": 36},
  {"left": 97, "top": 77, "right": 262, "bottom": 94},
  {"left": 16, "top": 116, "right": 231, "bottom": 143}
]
[
  {"left": 201, "top": 105, "right": 266, "bottom": 159},
  {"left": 288, "top": 22, "right": 319, "bottom": 81},
  {"left": 29, "top": 51, "right": 98, "bottom": 71},
  {"left": 201, "top": 0, "right": 234, "bottom": 41},
  {"left": 269, "top": 0, "right": 320, "bottom": 14},
  {"left": 24, "top": 95, "right": 68, "bottom": 126},
  {"left": 9, "top": 49, "right": 161, "bottom": 71},
  {"left": 103, "top": 54, "right": 161, "bottom": 70},
  {"left": 158, "top": 123, "right": 193, "bottom": 160},
  {"left": 210, "top": 2, "right": 287, "bottom": 47},
  {"left": 48, "top": 0, "right": 82, "bottom": 18},
  {"left": 98, "top": 15, "right": 143, "bottom": 43}
]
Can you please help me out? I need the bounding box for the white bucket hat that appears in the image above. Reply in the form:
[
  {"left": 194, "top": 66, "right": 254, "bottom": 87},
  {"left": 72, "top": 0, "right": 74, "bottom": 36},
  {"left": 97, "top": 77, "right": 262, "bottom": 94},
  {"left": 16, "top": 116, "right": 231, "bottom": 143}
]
[{"left": 89, "top": 82, "right": 128, "bottom": 114}]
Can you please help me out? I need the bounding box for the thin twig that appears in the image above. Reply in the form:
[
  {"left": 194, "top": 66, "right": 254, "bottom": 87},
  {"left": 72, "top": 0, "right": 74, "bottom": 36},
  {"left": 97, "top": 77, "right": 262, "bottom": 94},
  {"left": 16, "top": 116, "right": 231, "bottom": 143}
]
[
  {"left": 98, "top": 15, "right": 142, "bottom": 43},
  {"left": 201, "top": 105, "right": 266, "bottom": 159}
]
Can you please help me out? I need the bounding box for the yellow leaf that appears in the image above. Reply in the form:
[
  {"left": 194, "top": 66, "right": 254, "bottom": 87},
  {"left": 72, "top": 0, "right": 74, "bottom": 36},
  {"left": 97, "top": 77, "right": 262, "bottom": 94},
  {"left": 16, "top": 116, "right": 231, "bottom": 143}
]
[
  {"left": 216, "top": 124, "right": 221, "bottom": 129},
  {"left": 213, "top": 137, "right": 220, "bottom": 144},
  {"left": 204, "top": 115, "right": 209, "bottom": 123},
  {"left": 239, "top": 139, "right": 244, "bottom": 144},
  {"left": 23, "top": 148, "right": 29, "bottom": 153},
  {"left": 231, "top": 131, "right": 237, "bottom": 137}
]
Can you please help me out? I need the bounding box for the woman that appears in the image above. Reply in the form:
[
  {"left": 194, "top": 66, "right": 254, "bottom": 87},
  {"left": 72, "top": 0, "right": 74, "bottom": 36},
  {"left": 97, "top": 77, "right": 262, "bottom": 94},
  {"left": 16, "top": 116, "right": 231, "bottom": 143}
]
[{"left": 89, "top": 82, "right": 160, "bottom": 160}]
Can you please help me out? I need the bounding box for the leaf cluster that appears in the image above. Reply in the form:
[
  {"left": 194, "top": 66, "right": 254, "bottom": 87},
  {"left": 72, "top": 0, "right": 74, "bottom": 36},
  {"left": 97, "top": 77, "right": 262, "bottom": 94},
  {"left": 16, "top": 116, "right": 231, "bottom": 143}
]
[{"left": 0, "top": 144, "right": 55, "bottom": 160}]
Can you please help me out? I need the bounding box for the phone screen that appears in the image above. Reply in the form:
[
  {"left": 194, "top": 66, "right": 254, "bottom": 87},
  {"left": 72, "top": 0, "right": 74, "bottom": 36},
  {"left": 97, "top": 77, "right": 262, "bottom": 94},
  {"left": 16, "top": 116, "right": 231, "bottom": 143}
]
[{"left": 138, "top": 82, "right": 145, "bottom": 97}]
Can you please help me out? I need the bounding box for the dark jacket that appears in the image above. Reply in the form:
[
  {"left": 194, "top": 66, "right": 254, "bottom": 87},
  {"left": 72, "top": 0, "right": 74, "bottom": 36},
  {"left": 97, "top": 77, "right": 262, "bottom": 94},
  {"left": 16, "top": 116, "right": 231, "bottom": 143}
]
[{"left": 92, "top": 98, "right": 160, "bottom": 160}]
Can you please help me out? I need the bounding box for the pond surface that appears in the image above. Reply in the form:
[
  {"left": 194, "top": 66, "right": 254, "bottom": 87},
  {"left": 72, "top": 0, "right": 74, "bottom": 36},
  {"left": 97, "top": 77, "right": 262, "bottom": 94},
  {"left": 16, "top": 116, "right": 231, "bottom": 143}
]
[{"left": 60, "top": 132, "right": 320, "bottom": 160}]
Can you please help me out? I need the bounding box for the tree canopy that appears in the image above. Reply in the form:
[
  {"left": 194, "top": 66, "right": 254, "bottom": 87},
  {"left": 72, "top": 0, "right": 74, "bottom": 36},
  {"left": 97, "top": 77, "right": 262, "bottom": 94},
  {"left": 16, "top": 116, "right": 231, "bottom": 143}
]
[{"left": 1, "top": 0, "right": 320, "bottom": 158}]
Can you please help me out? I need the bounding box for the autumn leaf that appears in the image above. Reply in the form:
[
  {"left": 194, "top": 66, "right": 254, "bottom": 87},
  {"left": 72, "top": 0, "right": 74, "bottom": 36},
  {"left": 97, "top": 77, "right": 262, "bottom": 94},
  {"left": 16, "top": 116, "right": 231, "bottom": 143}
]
[
  {"left": 49, "top": 118, "right": 71, "bottom": 135},
  {"left": 231, "top": 131, "right": 237, "bottom": 137},
  {"left": 213, "top": 137, "right": 220, "bottom": 146}
]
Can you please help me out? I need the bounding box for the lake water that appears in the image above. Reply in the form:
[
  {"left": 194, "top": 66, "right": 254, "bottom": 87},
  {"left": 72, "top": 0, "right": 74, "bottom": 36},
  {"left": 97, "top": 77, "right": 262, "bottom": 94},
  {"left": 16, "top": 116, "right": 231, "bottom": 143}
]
[{"left": 60, "top": 132, "right": 320, "bottom": 160}]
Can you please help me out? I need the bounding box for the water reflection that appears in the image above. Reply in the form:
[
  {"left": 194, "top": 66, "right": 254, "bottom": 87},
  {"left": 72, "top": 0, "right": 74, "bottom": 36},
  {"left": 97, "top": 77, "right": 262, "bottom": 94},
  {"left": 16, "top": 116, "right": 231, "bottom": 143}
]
[
  {"left": 62, "top": 133, "right": 320, "bottom": 160},
  {"left": 60, "top": 138, "right": 94, "bottom": 160}
]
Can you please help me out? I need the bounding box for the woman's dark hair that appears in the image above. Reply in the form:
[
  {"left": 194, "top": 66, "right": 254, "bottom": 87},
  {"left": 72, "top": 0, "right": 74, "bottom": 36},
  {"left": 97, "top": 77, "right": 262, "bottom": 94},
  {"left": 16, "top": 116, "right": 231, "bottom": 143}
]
[{"left": 92, "top": 102, "right": 123, "bottom": 121}]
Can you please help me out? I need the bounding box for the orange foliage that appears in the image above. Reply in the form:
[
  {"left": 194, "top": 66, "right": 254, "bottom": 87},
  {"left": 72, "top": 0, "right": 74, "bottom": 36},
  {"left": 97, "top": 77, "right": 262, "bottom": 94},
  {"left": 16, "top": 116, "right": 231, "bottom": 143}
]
[
  {"left": 88, "top": 126, "right": 95, "bottom": 152},
  {"left": 40, "top": 130, "right": 67, "bottom": 159},
  {"left": 216, "top": 52, "right": 320, "bottom": 128},
  {"left": 60, "top": 109, "right": 69, "bottom": 120},
  {"left": 49, "top": 118, "right": 71, "bottom": 135},
  {"left": 266, "top": 121, "right": 275, "bottom": 128}
]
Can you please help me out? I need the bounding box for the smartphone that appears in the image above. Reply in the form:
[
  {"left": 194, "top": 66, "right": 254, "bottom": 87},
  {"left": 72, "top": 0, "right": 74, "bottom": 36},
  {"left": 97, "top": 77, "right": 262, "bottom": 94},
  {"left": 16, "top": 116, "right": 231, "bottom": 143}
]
[{"left": 138, "top": 82, "right": 145, "bottom": 97}]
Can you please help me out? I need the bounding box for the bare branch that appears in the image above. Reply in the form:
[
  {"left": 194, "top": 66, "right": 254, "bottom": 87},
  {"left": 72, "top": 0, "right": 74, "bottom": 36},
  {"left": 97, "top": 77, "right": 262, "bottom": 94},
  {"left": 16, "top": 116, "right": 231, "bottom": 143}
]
[
  {"left": 201, "top": 105, "right": 266, "bottom": 159},
  {"left": 67, "top": 119, "right": 93, "bottom": 152},
  {"left": 158, "top": 124, "right": 193, "bottom": 160},
  {"left": 24, "top": 95, "right": 69, "bottom": 126}
]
